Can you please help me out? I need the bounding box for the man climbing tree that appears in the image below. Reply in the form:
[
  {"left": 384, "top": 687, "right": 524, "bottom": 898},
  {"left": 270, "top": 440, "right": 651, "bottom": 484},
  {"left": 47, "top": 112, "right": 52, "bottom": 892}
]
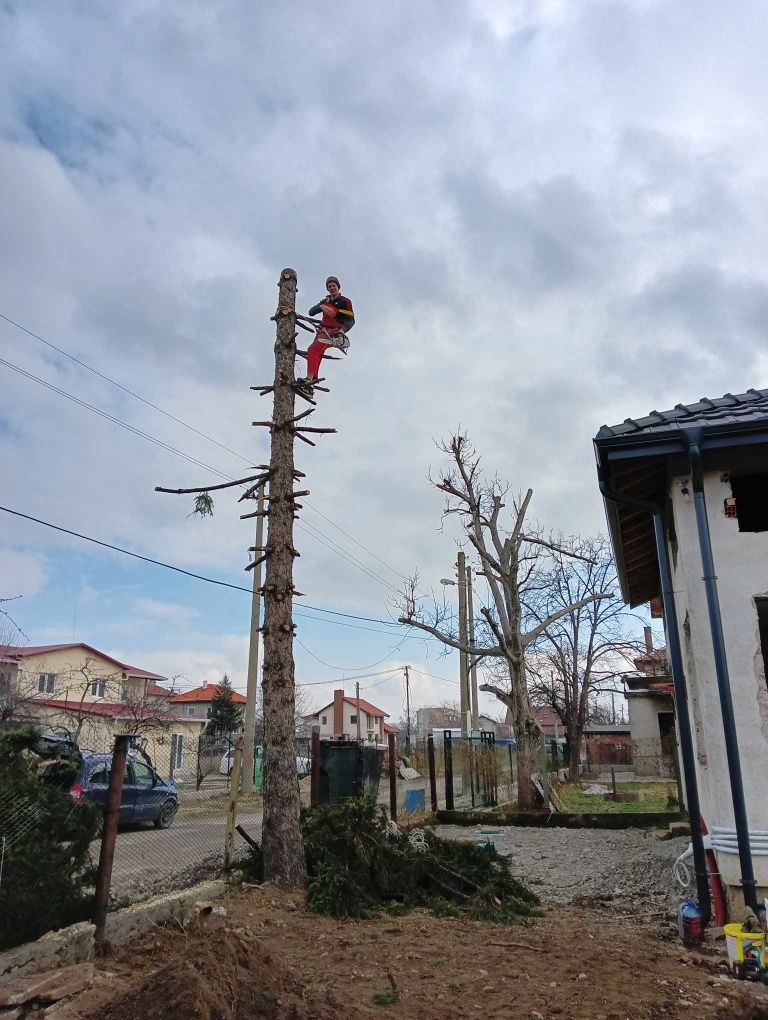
[{"left": 296, "top": 275, "right": 354, "bottom": 392}]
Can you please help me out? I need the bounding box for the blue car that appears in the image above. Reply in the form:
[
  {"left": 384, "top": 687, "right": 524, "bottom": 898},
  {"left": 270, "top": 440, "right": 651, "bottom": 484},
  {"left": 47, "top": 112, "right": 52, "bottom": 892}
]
[{"left": 38, "top": 752, "right": 179, "bottom": 830}]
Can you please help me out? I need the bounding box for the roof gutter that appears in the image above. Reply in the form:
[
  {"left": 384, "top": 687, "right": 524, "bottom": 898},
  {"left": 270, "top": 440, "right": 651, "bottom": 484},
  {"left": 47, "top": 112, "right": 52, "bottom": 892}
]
[
  {"left": 597, "top": 464, "right": 712, "bottom": 927},
  {"left": 682, "top": 427, "right": 759, "bottom": 914}
]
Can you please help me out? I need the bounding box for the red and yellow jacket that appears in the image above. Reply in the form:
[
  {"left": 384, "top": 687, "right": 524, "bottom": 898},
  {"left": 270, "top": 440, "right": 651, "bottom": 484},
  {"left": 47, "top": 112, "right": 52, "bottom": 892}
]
[{"left": 309, "top": 294, "right": 355, "bottom": 332}]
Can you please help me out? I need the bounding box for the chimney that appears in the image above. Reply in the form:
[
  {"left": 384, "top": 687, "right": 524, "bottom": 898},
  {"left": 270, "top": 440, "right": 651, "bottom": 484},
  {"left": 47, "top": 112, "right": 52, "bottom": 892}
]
[
  {"left": 333, "top": 689, "right": 344, "bottom": 738},
  {"left": 643, "top": 626, "right": 653, "bottom": 654}
]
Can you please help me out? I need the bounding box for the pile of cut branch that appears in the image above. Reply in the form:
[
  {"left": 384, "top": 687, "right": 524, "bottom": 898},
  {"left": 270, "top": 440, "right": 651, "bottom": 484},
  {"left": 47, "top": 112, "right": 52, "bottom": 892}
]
[{"left": 245, "top": 797, "right": 539, "bottom": 923}]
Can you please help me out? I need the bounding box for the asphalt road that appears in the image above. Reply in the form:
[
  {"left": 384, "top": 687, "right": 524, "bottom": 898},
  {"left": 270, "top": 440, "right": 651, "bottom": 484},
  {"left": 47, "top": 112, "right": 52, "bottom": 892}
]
[{"left": 106, "top": 804, "right": 263, "bottom": 899}]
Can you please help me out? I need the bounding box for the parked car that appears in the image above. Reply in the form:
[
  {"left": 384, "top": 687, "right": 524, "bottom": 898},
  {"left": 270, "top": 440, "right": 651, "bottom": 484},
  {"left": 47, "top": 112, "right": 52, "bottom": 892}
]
[
  {"left": 38, "top": 752, "right": 179, "bottom": 830},
  {"left": 218, "top": 746, "right": 310, "bottom": 781}
]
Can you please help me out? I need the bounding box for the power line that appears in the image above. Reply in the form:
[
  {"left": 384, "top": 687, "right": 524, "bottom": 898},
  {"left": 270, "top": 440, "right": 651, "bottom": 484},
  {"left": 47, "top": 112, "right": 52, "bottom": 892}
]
[
  {"left": 0, "top": 504, "right": 404, "bottom": 631},
  {"left": 0, "top": 351, "right": 406, "bottom": 597},
  {"left": 295, "top": 634, "right": 409, "bottom": 671},
  {"left": 0, "top": 356, "right": 233, "bottom": 481},
  {"left": 297, "top": 668, "right": 402, "bottom": 687},
  {"left": 1, "top": 311, "right": 409, "bottom": 585},
  {"left": 408, "top": 665, "right": 458, "bottom": 685}
]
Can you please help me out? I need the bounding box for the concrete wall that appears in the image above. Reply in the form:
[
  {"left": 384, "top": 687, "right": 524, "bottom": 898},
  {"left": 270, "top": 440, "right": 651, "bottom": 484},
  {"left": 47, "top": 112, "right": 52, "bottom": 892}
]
[
  {"left": 668, "top": 467, "right": 768, "bottom": 897},
  {"left": 627, "top": 693, "right": 675, "bottom": 777}
]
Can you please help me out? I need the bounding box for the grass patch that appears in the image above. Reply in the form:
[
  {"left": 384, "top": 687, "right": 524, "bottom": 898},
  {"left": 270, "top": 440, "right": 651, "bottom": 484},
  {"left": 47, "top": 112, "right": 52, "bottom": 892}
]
[{"left": 556, "top": 781, "right": 678, "bottom": 814}]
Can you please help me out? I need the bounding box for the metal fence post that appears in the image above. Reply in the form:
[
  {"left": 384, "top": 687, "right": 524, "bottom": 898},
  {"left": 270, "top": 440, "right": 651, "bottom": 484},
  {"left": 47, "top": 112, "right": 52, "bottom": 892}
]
[
  {"left": 93, "top": 733, "right": 130, "bottom": 948},
  {"left": 427, "top": 735, "right": 438, "bottom": 812},
  {"left": 388, "top": 731, "right": 397, "bottom": 822},
  {"left": 444, "top": 731, "right": 454, "bottom": 812},
  {"left": 310, "top": 727, "right": 320, "bottom": 808},
  {"left": 539, "top": 733, "right": 550, "bottom": 809},
  {"left": 224, "top": 734, "right": 244, "bottom": 869}
]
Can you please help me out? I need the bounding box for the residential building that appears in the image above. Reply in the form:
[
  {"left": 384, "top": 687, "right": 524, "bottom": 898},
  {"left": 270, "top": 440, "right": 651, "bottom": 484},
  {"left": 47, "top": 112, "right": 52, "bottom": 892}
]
[
  {"left": 417, "top": 705, "right": 511, "bottom": 739},
  {"left": 308, "top": 689, "right": 392, "bottom": 744},
  {"left": 169, "top": 682, "right": 247, "bottom": 722},
  {"left": 624, "top": 629, "right": 676, "bottom": 778},
  {"left": 0, "top": 642, "right": 203, "bottom": 781},
  {"left": 594, "top": 385, "right": 768, "bottom": 910},
  {"left": 504, "top": 705, "right": 563, "bottom": 738}
]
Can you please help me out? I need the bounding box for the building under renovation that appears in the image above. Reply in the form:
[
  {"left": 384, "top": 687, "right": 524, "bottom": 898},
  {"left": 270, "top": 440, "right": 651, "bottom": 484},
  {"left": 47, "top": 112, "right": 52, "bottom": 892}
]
[{"left": 595, "top": 387, "right": 768, "bottom": 914}]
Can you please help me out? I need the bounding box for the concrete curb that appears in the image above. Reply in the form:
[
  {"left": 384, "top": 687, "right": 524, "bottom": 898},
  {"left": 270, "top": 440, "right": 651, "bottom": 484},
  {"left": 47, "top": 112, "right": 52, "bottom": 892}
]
[{"left": 0, "top": 879, "right": 226, "bottom": 979}]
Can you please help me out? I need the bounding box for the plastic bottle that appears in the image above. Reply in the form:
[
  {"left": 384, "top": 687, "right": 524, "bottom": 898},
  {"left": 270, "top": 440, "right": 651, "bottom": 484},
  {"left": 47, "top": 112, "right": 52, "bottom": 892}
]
[{"left": 678, "top": 898, "right": 703, "bottom": 948}]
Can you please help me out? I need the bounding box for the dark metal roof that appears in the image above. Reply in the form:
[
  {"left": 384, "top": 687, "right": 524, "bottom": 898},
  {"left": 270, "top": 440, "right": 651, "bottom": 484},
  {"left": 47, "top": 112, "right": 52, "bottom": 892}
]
[
  {"left": 594, "top": 385, "right": 768, "bottom": 607},
  {"left": 596, "top": 387, "right": 768, "bottom": 441}
]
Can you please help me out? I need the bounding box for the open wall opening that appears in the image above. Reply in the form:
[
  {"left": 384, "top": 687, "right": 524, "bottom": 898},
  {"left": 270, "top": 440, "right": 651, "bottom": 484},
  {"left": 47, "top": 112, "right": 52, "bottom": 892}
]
[{"left": 731, "top": 473, "right": 768, "bottom": 533}]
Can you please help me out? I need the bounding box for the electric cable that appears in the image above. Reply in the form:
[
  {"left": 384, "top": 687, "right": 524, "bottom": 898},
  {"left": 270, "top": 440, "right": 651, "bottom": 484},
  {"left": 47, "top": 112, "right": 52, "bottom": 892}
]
[
  {"left": 295, "top": 633, "right": 409, "bottom": 671},
  {"left": 0, "top": 504, "right": 403, "bottom": 630},
  {"left": 1, "top": 347, "right": 404, "bottom": 597},
  {"left": 0, "top": 311, "right": 410, "bottom": 584}
]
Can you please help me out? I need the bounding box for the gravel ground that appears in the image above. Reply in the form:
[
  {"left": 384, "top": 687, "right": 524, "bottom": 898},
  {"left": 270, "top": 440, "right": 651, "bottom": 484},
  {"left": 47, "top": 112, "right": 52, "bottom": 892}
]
[{"left": 434, "top": 824, "right": 693, "bottom": 906}]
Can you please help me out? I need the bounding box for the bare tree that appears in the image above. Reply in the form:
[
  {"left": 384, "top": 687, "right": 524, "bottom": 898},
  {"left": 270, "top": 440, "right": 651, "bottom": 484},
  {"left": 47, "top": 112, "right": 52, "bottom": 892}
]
[
  {"left": 524, "top": 536, "right": 642, "bottom": 781},
  {"left": 398, "top": 434, "right": 608, "bottom": 809}
]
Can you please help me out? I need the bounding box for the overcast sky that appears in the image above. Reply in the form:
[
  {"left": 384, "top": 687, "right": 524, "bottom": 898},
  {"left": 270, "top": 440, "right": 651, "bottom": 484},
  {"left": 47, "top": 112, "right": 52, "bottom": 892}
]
[{"left": 2, "top": 1, "right": 767, "bottom": 721}]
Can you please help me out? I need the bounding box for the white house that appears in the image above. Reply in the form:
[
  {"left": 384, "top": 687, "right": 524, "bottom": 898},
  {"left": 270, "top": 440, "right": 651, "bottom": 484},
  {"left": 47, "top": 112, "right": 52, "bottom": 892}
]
[
  {"left": 308, "top": 688, "right": 395, "bottom": 745},
  {"left": 595, "top": 386, "right": 768, "bottom": 916}
]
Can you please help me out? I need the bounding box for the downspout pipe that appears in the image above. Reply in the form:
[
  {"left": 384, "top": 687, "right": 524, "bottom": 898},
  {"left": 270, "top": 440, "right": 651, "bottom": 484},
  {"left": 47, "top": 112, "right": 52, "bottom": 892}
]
[
  {"left": 683, "top": 427, "right": 759, "bottom": 914},
  {"left": 598, "top": 468, "right": 712, "bottom": 926}
]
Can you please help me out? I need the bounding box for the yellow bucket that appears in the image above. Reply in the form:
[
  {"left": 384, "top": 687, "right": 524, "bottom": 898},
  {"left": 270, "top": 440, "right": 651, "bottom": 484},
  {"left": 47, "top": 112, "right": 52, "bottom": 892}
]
[{"left": 724, "top": 923, "right": 765, "bottom": 964}]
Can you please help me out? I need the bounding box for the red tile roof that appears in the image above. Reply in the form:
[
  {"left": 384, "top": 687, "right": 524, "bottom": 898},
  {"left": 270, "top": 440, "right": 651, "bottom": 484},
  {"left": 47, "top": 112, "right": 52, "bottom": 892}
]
[
  {"left": 0, "top": 644, "right": 166, "bottom": 681},
  {"left": 169, "top": 684, "right": 246, "bottom": 705},
  {"left": 383, "top": 723, "right": 399, "bottom": 734},
  {"left": 32, "top": 697, "right": 197, "bottom": 723},
  {"left": 313, "top": 695, "right": 388, "bottom": 718}
]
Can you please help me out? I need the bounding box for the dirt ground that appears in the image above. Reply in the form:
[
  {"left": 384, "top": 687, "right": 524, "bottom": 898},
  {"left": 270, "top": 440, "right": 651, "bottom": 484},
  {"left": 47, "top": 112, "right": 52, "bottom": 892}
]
[{"left": 73, "top": 884, "right": 768, "bottom": 1020}]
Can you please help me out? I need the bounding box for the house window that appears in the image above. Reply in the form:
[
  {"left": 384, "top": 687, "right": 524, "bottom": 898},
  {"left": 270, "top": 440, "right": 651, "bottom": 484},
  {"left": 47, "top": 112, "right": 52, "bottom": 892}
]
[
  {"left": 321, "top": 715, "right": 327, "bottom": 725},
  {"left": 90, "top": 678, "right": 107, "bottom": 699},
  {"left": 350, "top": 714, "right": 357, "bottom": 724},
  {"left": 37, "top": 673, "right": 56, "bottom": 694},
  {"left": 187, "top": 706, "right": 196, "bottom": 717},
  {"left": 756, "top": 597, "right": 768, "bottom": 691},
  {"left": 731, "top": 474, "right": 768, "bottom": 532}
]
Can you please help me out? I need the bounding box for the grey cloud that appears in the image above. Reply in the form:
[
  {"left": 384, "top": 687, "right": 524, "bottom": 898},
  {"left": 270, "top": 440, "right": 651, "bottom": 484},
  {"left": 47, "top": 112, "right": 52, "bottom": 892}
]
[{"left": 445, "top": 171, "right": 618, "bottom": 294}]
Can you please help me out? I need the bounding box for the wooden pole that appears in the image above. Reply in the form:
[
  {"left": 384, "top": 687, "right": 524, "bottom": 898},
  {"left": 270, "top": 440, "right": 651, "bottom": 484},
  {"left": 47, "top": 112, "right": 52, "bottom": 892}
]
[
  {"left": 224, "top": 734, "right": 244, "bottom": 869},
  {"left": 261, "top": 268, "right": 306, "bottom": 888},
  {"left": 388, "top": 730, "right": 397, "bottom": 822},
  {"left": 242, "top": 483, "right": 266, "bottom": 791},
  {"left": 93, "top": 734, "right": 130, "bottom": 948}
]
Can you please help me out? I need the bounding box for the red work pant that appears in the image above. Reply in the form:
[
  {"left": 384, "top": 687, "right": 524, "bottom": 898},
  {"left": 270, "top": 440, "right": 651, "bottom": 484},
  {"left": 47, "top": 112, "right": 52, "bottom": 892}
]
[{"left": 307, "top": 328, "right": 338, "bottom": 378}]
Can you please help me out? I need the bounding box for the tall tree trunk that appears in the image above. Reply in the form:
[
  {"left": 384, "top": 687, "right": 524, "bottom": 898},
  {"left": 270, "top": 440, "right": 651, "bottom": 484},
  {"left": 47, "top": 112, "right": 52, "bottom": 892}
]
[
  {"left": 261, "top": 268, "right": 306, "bottom": 889},
  {"left": 502, "top": 662, "right": 540, "bottom": 811},
  {"left": 568, "top": 717, "right": 581, "bottom": 782}
]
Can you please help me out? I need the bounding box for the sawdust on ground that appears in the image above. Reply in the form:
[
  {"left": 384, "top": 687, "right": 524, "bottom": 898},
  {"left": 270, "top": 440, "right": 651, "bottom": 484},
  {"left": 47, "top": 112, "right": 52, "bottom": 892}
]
[{"left": 74, "top": 885, "right": 768, "bottom": 1020}]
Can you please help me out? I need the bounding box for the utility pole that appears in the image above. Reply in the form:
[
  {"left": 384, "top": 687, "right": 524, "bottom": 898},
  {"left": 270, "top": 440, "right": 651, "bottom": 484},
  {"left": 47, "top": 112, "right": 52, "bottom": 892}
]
[
  {"left": 404, "top": 665, "right": 411, "bottom": 753},
  {"left": 242, "top": 482, "right": 265, "bottom": 790},
  {"left": 356, "top": 681, "right": 362, "bottom": 742},
  {"left": 457, "top": 550, "right": 470, "bottom": 737},
  {"left": 466, "top": 564, "right": 479, "bottom": 732}
]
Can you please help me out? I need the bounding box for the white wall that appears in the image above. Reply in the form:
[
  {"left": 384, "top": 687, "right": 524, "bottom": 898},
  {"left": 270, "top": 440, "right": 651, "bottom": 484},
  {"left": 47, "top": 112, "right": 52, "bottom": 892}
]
[
  {"left": 313, "top": 701, "right": 384, "bottom": 742},
  {"left": 668, "top": 469, "right": 768, "bottom": 895}
]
